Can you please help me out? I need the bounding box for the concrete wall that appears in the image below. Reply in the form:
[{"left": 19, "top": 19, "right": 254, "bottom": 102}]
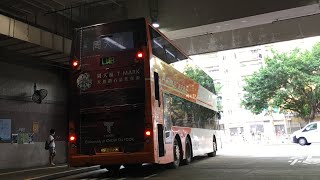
[
  {"left": 0, "top": 61, "right": 68, "bottom": 169},
  {"left": 0, "top": 142, "right": 66, "bottom": 169}
]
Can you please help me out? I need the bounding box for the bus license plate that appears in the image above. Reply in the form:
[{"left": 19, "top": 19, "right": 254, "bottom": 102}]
[{"left": 101, "top": 147, "right": 119, "bottom": 153}]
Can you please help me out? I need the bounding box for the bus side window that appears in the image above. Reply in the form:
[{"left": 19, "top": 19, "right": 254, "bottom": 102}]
[
  {"left": 149, "top": 26, "right": 188, "bottom": 64},
  {"left": 163, "top": 93, "right": 173, "bottom": 144},
  {"left": 154, "top": 72, "right": 160, "bottom": 107}
]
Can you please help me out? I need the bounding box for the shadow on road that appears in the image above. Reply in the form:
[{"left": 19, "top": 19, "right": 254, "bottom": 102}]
[{"left": 82, "top": 156, "right": 213, "bottom": 179}]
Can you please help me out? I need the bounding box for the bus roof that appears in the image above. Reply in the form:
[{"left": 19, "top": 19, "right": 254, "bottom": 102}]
[
  {"left": 75, "top": 18, "right": 190, "bottom": 61},
  {"left": 75, "top": 18, "right": 147, "bottom": 31}
]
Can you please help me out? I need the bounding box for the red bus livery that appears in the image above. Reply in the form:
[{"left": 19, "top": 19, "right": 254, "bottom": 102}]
[{"left": 69, "top": 18, "right": 219, "bottom": 169}]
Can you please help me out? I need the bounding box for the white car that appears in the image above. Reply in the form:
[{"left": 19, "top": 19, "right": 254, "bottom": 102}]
[{"left": 292, "top": 122, "right": 319, "bottom": 146}]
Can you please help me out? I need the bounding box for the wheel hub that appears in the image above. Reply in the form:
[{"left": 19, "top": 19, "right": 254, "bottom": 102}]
[{"left": 175, "top": 144, "right": 180, "bottom": 161}]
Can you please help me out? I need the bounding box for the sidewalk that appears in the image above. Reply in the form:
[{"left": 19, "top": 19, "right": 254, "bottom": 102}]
[{"left": 0, "top": 164, "right": 100, "bottom": 180}]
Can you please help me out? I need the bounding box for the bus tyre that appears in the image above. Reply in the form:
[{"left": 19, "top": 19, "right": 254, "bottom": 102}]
[
  {"left": 106, "top": 165, "right": 121, "bottom": 177},
  {"left": 207, "top": 140, "right": 217, "bottom": 157},
  {"left": 183, "top": 138, "right": 192, "bottom": 165},
  {"left": 168, "top": 138, "right": 182, "bottom": 169},
  {"left": 124, "top": 164, "right": 142, "bottom": 170}
]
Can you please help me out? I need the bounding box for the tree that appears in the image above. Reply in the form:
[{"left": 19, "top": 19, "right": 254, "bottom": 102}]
[
  {"left": 183, "top": 66, "right": 223, "bottom": 112},
  {"left": 215, "top": 83, "right": 223, "bottom": 111},
  {"left": 184, "top": 66, "right": 224, "bottom": 110},
  {"left": 182, "top": 66, "right": 220, "bottom": 127},
  {"left": 242, "top": 42, "right": 320, "bottom": 122},
  {"left": 183, "top": 66, "right": 216, "bottom": 94}
]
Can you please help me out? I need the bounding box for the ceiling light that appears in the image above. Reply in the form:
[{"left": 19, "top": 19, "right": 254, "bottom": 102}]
[{"left": 152, "top": 22, "right": 160, "bottom": 28}]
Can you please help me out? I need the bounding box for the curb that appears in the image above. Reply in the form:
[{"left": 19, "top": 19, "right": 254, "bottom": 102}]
[{"left": 28, "top": 165, "right": 101, "bottom": 180}]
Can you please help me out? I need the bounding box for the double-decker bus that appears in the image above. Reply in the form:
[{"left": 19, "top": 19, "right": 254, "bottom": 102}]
[{"left": 68, "top": 18, "right": 219, "bottom": 170}]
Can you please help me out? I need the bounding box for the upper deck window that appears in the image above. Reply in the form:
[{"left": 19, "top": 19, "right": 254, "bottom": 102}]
[
  {"left": 72, "top": 19, "right": 146, "bottom": 59},
  {"left": 149, "top": 26, "right": 188, "bottom": 64},
  {"left": 82, "top": 31, "right": 135, "bottom": 56}
]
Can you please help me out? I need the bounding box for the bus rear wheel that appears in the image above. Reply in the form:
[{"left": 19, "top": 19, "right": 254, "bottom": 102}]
[
  {"left": 168, "top": 138, "right": 182, "bottom": 169},
  {"left": 183, "top": 138, "right": 192, "bottom": 165},
  {"left": 207, "top": 140, "right": 217, "bottom": 157}
]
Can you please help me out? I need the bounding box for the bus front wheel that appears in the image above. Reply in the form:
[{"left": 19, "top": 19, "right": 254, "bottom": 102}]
[{"left": 168, "top": 138, "right": 182, "bottom": 169}]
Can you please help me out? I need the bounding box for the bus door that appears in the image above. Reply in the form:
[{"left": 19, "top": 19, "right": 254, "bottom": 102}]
[
  {"left": 154, "top": 72, "right": 165, "bottom": 157},
  {"left": 161, "top": 93, "right": 174, "bottom": 157}
]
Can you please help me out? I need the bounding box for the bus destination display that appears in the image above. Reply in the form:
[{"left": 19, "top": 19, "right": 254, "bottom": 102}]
[{"left": 101, "top": 57, "right": 115, "bottom": 66}]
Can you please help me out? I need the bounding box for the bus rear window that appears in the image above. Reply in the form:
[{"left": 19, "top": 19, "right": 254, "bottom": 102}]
[
  {"left": 73, "top": 19, "right": 146, "bottom": 59},
  {"left": 82, "top": 31, "right": 135, "bottom": 56}
]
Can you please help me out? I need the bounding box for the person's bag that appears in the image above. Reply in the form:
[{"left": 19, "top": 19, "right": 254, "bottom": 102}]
[{"left": 45, "top": 140, "right": 49, "bottom": 150}]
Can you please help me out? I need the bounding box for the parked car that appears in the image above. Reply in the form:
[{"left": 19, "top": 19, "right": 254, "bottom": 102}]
[{"left": 292, "top": 122, "right": 319, "bottom": 146}]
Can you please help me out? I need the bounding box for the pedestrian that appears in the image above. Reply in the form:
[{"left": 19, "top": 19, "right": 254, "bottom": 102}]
[{"left": 48, "top": 129, "right": 56, "bottom": 166}]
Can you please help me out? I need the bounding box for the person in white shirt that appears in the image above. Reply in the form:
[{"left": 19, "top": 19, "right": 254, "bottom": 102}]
[{"left": 48, "top": 129, "right": 56, "bottom": 166}]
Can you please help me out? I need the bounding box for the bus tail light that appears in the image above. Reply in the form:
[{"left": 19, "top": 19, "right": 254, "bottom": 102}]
[
  {"left": 135, "top": 51, "right": 145, "bottom": 63},
  {"left": 69, "top": 135, "right": 76, "bottom": 142},
  {"left": 71, "top": 59, "right": 80, "bottom": 69},
  {"left": 136, "top": 51, "right": 144, "bottom": 59},
  {"left": 145, "top": 128, "right": 152, "bottom": 144},
  {"left": 145, "top": 130, "right": 151, "bottom": 136}
]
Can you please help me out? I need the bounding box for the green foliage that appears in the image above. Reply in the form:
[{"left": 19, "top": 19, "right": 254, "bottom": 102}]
[
  {"left": 214, "top": 84, "right": 223, "bottom": 111},
  {"left": 242, "top": 42, "right": 320, "bottom": 122},
  {"left": 183, "top": 66, "right": 216, "bottom": 94},
  {"left": 183, "top": 65, "right": 223, "bottom": 112}
]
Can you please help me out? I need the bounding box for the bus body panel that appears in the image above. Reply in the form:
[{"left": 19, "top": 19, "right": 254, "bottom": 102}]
[
  {"left": 69, "top": 152, "right": 153, "bottom": 167},
  {"left": 189, "top": 128, "right": 215, "bottom": 157},
  {"left": 69, "top": 18, "right": 157, "bottom": 167},
  {"left": 149, "top": 54, "right": 217, "bottom": 164}
]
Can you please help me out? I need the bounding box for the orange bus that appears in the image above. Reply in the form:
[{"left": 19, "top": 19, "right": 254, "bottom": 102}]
[{"left": 68, "top": 18, "right": 219, "bottom": 170}]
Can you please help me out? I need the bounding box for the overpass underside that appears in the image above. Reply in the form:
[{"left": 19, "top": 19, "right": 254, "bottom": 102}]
[
  {"left": 167, "top": 5, "right": 320, "bottom": 55},
  {"left": 0, "top": 14, "right": 71, "bottom": 67}
]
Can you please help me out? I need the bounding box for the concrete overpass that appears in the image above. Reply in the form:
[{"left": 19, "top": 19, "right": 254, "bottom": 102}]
[
  {"left": 0, "top": 0, "right": 320, "bottom": 169},
  {"left": 1, "top": 0, "right": 320, "bottom": 57}
]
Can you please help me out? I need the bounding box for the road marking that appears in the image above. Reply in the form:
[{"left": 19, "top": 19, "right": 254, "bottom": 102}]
[
  {"left": 0, "top": 165, "right": 67, "bottom": 176},
  {"left": 144, "top": 174, "right": 158, "bottom": 179},
  {"left": 302, "top": 156, "right": 320, "bottom": 165},
  {"left": 290, "top": 159, "right": 298, "bottom": 166},
  {"left": 27, "top": 165, "right": 100, "bottom": 180},
  {"left": 307, "top": 155, "right": 312, "bottom": 159},
  {"left": 288, "top": 160, "right": 292, "bottom": 162},
  {"left": 118, "top": 178, "right": 126, "bottom": 180},
  {"left": 290, "top": 156, "right": 305, "bottom": 160},
  {"left": 298, "top": 161, "right": 302, "bottom": 163}
]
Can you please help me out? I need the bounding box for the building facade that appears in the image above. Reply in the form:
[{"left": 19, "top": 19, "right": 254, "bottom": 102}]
[{"left": 191, "top": 36, "right": 320, "bottom": 144}]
